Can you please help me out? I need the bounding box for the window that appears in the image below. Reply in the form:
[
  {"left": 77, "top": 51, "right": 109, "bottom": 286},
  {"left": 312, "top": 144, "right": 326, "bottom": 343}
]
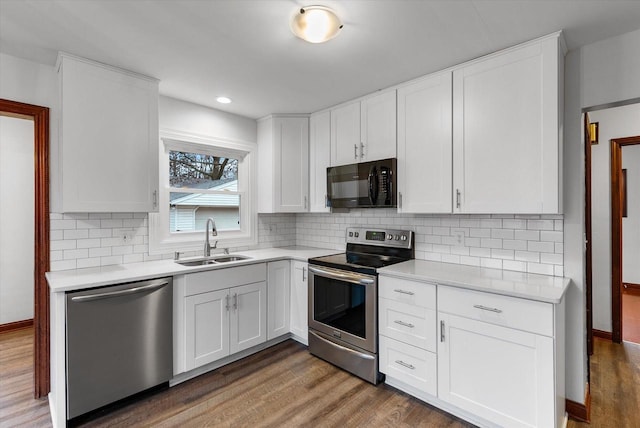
[{"left": 149, "top": 131, "right": 256, "bottom": 254}]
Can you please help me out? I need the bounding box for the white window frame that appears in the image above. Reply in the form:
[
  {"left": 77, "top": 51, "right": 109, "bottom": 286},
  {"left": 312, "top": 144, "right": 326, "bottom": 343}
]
[{"left": 149, "top": 129, "right": 257, "bottom": 255}]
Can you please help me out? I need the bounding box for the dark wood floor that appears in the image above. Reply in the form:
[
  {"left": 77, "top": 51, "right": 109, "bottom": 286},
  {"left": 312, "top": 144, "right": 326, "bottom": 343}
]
[{"left": 2, "top": 328, "right": 639, "bottom": 427}]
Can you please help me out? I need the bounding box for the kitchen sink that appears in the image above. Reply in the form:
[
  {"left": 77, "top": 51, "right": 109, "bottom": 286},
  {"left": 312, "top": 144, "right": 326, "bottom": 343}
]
[
  {"left": 211, "top": 255, "right": 251, "bottom": 263},
  {"left": 175, "top": 255, "right": 251, "bottom": 266}
]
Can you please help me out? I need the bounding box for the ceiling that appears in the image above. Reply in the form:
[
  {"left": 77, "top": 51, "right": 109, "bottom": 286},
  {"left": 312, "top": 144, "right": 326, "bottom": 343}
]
[{"left": 2, "top": 0, "right": 640, "bottom": 119}]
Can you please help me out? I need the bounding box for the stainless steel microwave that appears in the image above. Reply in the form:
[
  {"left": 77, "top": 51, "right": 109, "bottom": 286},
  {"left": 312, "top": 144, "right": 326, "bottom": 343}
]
[{"left": 327, "top": 158, "right": 396, "bottom": 209}]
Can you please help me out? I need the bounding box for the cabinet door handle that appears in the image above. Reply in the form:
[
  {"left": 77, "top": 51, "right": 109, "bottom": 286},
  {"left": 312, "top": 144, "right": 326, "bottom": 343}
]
[
  {"left": 302, "top": 266, "right": 307, "bottom": 281},
  {"left": 354, "top": 144, "right": 358, "bottom": 159},
  {"left": 394, "top": 289, "right": 414, "bottom": 296},
  {"left": 233, "top": 293, "right": 238, "bottom": 310},
  {"left": 153, "top": 190, "right": 158, "bottom": 208},
  {"left": 395, "top": 360, "right": 415, "bottom": 370},
  {"left": 360, "top": 142, "right": 365, "bottom": 159},
  {"left": 394, "top": 320, "right": 415, "bottom": 328},
  {"left": 473, "top": 304, "right": 503, "bottom": 313},
  {"left": 399, "top": 192, "right": 403, "bottom": 209},
  {"left": 440, "top": 320, "right": 445, "bottom": 342},
  {"left": 304, "top": 196, "right": 308, "bottom": 210},
  {"left": 455, "top": 189, "right": 461, "bottom": 209},
  {"left": 225, "top": 294, "right": 230, "bottom": 311},
  {"left": 325, "top": 194, "right": 329, "bottom": 208}
]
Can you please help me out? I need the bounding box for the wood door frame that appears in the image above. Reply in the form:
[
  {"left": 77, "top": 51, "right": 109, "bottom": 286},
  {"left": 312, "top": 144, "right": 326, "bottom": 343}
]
[
  {"left": 0, "top": 98, "right": 50, "bottom": 398},
  {"left": 611, "top": 135, "right": 640, "bottom": 343},
  {"left": 584, "top": 113, "right": 594, "bottom": 356}
]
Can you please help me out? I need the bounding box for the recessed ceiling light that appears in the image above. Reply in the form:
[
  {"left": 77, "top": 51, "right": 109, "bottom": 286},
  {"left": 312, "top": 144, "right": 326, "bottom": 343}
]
[
  {"left": 216, "top": 96, "right": 232, "bottom": 104},
  {"left": 290, "top": 6, "right": 343, "bottom": 44}
]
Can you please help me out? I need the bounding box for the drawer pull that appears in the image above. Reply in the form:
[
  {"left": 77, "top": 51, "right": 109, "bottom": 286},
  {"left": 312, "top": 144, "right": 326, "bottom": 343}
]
[
  {"left": 394, "top": 289, "right": 415, "bottom": 296},
  {"left": 394, "top": 320, "right": 415, "bottom": 328},
  {"left": 395, "top": 360, "right": 415, "bottom": 370},
  {"left": 473, "top": 304, "right": 503, "bottom": 314}
]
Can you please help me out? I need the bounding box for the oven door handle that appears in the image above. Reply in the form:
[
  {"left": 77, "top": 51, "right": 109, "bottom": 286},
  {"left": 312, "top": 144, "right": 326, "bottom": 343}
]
[{"left": 308, "top": 266, "right": 375, "bottom": 285}]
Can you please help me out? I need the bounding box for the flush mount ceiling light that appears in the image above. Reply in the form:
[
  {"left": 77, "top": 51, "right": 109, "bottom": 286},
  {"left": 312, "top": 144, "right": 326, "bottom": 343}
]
[
  {"left": 216, "top": 96, "right": 232, "bottom": 104},
  {"left": 290, "top": 5, "right": 343, "bottom": 43}
]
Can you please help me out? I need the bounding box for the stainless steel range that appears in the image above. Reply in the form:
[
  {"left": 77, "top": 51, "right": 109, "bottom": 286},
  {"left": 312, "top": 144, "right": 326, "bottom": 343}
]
[{"left": 307, "top": 227, "right": 414, "bottom": 384}]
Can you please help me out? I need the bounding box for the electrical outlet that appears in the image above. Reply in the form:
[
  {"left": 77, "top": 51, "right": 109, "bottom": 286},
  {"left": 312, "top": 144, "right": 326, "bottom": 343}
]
[
  {"left": 452, "top": 229, "right": 465, "bottom": 246},
  {"left": 114, "top": 228, "right": 134, "bottom": 244}
]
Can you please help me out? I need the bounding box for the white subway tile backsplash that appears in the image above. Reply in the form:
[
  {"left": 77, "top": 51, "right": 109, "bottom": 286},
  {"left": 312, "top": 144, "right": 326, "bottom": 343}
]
[{"left": 49, "top": 210, "right": 564, "bottom": 277}]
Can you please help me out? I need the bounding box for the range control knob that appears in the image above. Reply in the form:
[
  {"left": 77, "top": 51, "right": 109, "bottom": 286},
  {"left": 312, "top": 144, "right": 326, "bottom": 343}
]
[
  {"left": 400, "top": 235, "right": 407, "bottom": 241},
  {"left": 395, "top": 235, "right": 400, "bottom": 240},
  {"left": 386, "top": 234, "right": 393, "bottom": 240},
  {"left": 354, "top": 232, "right": 359, "bottom": 238},
  {"left": 348, "top": 232, "right": 353, "bottom": 237}
]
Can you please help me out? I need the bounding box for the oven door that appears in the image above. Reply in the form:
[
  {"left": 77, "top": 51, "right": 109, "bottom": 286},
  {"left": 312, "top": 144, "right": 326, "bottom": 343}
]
[{"left": 308, "top": 264, "right": 377, "bottom": 353}]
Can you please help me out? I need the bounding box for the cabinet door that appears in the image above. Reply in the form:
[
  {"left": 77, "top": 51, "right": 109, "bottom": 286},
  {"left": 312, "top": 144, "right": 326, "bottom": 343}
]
[
  {"left": 289, "top": 261, "right": 308, "bottom": 344},
  {"left": 361, "top": 90, "right": 397, "bottom": 162},
  {"left": 438, "top": 313, "right": 555, "bottom": 428},
  {"left": 397, "top": 73, "right": 452, "bottom": 213},
  {"left": 59, "top": 54, "right": 159, "bottom": 212},
  {"left": 274, "top": 117, "right": 309, "bottom": 212},
  {"left": 267, "top": 261, "right": 291, "bottom": 340},
  {"left": 331, "top": 101, "right": 361, "bottom": 166},
  {"left": 230, "top": 281, "right": 267, "bottom": 354},
  {"left": 452, "top": 38, "right": 560, "bottom": 213},
  {"left": 185, "top": 289, "right": 229, "bottom": 370},
  {"left": 309, "top": 111, "right": 331, "bottom": 212}
]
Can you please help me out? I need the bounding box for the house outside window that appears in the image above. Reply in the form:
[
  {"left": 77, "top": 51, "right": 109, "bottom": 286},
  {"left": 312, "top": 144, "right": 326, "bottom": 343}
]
[{"left": 149, "top": 130, "right": 256, "bottom": 254}]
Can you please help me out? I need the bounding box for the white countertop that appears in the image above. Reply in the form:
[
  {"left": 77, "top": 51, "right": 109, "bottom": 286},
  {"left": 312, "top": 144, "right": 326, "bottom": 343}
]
[
  {"left": 46, "top": 246, "right": 339, "bottom": 293},
  {"left": 378, "top": 260, "right": 570, "bottom": 304}
]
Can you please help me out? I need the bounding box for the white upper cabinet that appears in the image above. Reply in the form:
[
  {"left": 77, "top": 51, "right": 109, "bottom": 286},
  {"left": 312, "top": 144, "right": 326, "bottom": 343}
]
[
  {"left": 258, "top": 115, "right": 309, "bottom": 213},
  {"left": 330, "top": 101, "right": 361, "bottom": 166},
  {"left": 330, "top": 90, "right": 396, "bottom": 166},
  {"left": 361, "top": 90, "right": 397, "bottom": 162},
  {"left": 309, "top": 111, "right": 331, "bottom": 212},
  {"left": 397, "top": 72, "right": 452, "bottom": 213},
  {"left": 57, "top": 53, "right": 159, "bottom": 213},
  {"left": 452, "top": 34, "right": 564, "bottom": 214}
]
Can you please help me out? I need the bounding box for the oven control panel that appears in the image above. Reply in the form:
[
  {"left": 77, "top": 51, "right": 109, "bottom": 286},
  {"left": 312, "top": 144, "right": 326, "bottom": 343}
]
[{"left": 346, "top": 227, "right": 413, "bottom": 249}]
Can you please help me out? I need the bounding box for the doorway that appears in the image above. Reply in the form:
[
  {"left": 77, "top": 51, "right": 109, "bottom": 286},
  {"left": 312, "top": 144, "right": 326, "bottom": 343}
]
[
  {"left": 612, "top": 136, "right": 640, "bottom": 344},
  {"left": 0, "top": 98, "right": 50, "bottom": 398},
  {"left": 587, "top": 102, "right": 640, "bottom": 345}
]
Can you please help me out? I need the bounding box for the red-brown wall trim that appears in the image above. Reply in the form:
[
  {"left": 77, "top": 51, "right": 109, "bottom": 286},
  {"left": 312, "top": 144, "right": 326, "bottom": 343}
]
[
  {"left": 0, "top": 319, "right": 34, "bottom": 334},
  {"left": 566, "top": 386, "right": 591, "bottom": 423},
  {"left": 0, "top": 98, "right": 50, "bottom": 399}
]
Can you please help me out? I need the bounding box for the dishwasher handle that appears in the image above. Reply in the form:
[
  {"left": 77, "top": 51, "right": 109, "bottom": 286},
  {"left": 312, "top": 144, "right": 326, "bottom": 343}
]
[{"left": 70, "top": 281, "right": 169, "bottom": 302}]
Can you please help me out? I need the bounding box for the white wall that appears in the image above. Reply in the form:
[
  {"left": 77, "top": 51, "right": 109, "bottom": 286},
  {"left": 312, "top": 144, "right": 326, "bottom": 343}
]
[
  {"left": 623, "top": 145, "right": 640, "bottom": 285},
  {"left": 563, "top": 27, "right": 640, "bottom": 403},
  {"left": 588, "top": 103, "right": 640, "bottom": 332},
  {"left": 0, "top": 116, "right": 35, "bottom": 324}
]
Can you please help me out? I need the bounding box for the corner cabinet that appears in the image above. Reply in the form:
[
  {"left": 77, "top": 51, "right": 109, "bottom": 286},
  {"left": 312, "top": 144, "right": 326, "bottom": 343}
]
[
  {"left": 397, "top": 72, "right": 452, "bottom": 213},
  {"left": 452, "top": 34, "right": 564, "bottom": 214},
  {"left": 330, "top": 90, "right": 396, "bottom": 166},
  {"left": 258, "top": 115, "right": 309, "bottom": 213},
  {"left": 57, "top": 53, "right": 159, "bottom": 213},
  {"left": 309, "top": 111, "right": 331, "bottom": 213}
]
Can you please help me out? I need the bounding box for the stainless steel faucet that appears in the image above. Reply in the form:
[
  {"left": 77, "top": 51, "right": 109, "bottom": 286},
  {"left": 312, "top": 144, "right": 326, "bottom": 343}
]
[{"left": 204, "top": 218, "right": 218, "bottom": 257}]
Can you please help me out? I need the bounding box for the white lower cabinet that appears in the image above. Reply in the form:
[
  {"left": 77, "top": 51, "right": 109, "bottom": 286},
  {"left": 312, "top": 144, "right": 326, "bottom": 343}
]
[
  {"left": 379, "top": 274, "right": 565, "bottom": 428},
  {"left": 267, "top": 260, "right": 291, "bottom": 340},
  {"left": 289, "top": 261, "right": 308, "bottom": 344},
  {"left": 438, "top": 312, "right": 554, "bottom": 428},
  {"left": 180, "top": 264, "right": 267, "bottom": 372}
]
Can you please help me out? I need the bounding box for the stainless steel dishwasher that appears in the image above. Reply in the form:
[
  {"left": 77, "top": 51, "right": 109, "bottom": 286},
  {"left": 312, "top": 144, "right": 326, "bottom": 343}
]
[{"left": 66, "top": 277, "right": 173, "bottom": 419}]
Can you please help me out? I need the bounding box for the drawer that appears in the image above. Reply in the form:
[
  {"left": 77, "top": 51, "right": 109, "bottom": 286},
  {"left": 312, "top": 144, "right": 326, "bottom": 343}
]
[
  {"left": 185, "top": 263, "right": 267, "bottom": 296},
  {"left": 379, "top": 335, "right": 437, "bottom": 397},
  {"left": 379, "top": 298, "right": 436, "bottom": 352},
  {"left": 379, "top": 276, "right": 436, "bottom": 309},
  {"left": 438, "top": 285, "right": 553, "bottom": 337}
]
